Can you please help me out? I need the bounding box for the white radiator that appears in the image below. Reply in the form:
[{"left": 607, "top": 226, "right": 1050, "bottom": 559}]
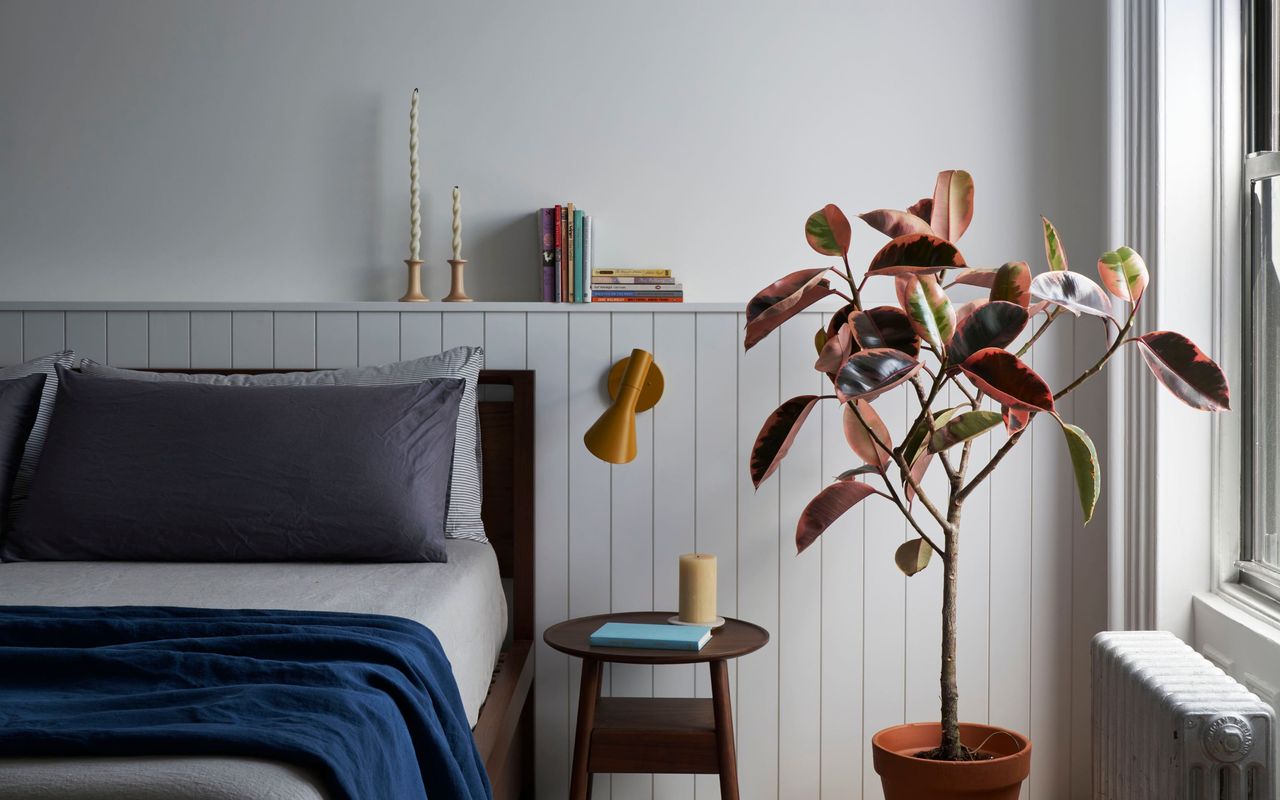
[{"left": 1093, "top": 631, "right": 1275, "bottom": 800}]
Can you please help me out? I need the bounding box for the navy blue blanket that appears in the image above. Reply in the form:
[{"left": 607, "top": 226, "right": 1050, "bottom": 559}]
[{"left": 0, "top": 606, "right": 491, "bottom": 800}]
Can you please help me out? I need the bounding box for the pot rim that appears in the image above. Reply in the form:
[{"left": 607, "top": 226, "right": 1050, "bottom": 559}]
[{"left": 871, "top": 721, "right": 1032, "bottom": 766}]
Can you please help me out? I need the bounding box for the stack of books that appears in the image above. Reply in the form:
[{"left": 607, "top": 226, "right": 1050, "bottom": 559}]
[
  {"left": 590, "top": 268, "right": 683, "bottom": 303},
  {"left": 537, "top": 205, "right": 593, "bottom": 302}
]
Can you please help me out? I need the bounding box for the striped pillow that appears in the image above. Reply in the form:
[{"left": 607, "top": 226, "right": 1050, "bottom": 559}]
[
  {"left": 1, "top": 351, "right": 77, "bottom": 528},
  {"left": 78, "top": 347, "right": 488, "bottom": 543}
]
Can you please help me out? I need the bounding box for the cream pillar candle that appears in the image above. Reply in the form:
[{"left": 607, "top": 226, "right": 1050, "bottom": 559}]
[
  {"left": 451, "top": 185, "right": 462, "bottom": 260},
  {"left": 408, "top": 89, "right": 421, "bottom": 262},
  {"left": 678, "top": 553, "right": 717, "bottom": 624}
]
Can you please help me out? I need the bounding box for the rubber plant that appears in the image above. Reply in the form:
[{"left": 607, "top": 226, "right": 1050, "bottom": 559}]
[{"left": 745, "top": 170, "right": 1230, "bottom": 761}]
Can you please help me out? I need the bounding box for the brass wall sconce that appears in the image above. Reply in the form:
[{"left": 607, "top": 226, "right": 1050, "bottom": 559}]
[{"left": 583, "top": 348, "right": 665, "bottom": 464}]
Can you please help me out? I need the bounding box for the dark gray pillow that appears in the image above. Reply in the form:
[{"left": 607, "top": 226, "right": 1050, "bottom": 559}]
[
  {"left": 80, "top": 346, "right": 487, "bottom": 543},
  {"left": 5, "top": 367, "right": 463, "bottom": 563},
  {"left": 0, "top": 374, "right": 46, "bottom": 537},
  {"left": 1, "top": 351, "right": 77, "bottom": 525}
]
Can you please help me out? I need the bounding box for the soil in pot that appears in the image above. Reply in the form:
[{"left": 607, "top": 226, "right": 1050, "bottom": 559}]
[{"left": 872, "top": 722, "right": 1031, "bottom": 800}]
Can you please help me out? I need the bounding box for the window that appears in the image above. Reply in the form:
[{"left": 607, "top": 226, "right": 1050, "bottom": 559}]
[{"left": 1242, "top": 0, "right": 1280, "bottom": 603}]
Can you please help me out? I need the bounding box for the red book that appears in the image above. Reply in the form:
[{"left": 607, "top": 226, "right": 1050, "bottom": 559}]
[{"left": 553, "top": 204, "right": 564, "bottom": 302}]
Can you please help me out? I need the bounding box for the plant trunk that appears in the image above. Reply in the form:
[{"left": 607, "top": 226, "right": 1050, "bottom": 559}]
[{"left": 939, "top": 508, "right": 962, "bottom": 759}]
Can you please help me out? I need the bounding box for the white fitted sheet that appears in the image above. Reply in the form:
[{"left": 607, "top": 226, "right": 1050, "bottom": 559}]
[{"left": 0, "top": 539, "right": 507, "bottom": 799}]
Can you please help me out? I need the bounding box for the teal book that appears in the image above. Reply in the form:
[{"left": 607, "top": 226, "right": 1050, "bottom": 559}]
[
  {"left": 589, "top": 622, "right": 711, "bottom": 651},
  {"left": 573, "top": 209, "right": 585, "bottom": 303}
]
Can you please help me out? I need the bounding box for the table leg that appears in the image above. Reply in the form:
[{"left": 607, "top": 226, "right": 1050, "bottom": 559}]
[
  {"left": 710, "top": 659, "right": 739, "bottom": 800},
  {"left": 569, "top": 658, "right": 603, "bottom": 800}
]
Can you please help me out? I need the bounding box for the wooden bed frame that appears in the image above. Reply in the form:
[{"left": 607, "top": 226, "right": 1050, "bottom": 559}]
[
  {"left": 472, "top": 370, "right": 536, "bottom": 800},
  {"left": 143, "top": 367, "right": 538, "bottom": 799}
]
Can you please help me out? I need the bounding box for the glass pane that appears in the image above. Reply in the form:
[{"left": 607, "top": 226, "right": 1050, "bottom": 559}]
[{"left": 1251, "top": 174, "right": 1280, "bottom": 570}]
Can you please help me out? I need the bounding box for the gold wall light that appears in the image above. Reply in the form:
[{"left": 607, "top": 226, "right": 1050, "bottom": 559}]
[{"left": 583, "top": 348, "right": 665, "bottom": 464}]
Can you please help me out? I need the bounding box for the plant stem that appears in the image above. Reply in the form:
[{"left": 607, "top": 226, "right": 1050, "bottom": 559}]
[
  {"left": 845, "top": 402, "right": 944, "bottom": 554},
  {"left": 841, "top": 255, "right": 863, "bottom": 310},
  {"left": 940, "top": 502, "right": 962, "bottom": 757}
]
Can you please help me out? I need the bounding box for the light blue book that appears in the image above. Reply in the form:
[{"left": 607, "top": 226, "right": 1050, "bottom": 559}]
[{"left": 589, "top": 622, "right": 711, "bottom": 651}]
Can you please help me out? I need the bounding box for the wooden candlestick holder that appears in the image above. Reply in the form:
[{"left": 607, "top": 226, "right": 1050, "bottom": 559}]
[
  {"left": 443, "top": 258, "right": 472, "bottom": 302},
  {"left": 399, "top": 259, "right": 428, "bottom": 302}
]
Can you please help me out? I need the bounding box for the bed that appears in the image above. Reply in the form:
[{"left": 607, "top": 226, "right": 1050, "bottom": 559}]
[{"left": 0, "top": 369, "right": 536, "bottom": 800}]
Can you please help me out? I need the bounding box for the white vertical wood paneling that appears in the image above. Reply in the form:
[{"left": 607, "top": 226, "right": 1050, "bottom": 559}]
[
  {"left": 735, "top": 312, "right": 780, "bottom": 800},
  {"left": 693, "top": 312, "right": 740, "bottom": 799},
  {"left": 1028, "top": 329, "right": 1075, "bottom": 799},
  {"left": 862, "top": 383, "right": 908, "bottom": 800},
  {"left": 608, "top": 312, "right": 654, "bottom": 800},
  {"left": 65, "top": 312, "right": 107, "bottom": 365},
  {"left": 566, "top": 311, "right": 614, "bottom": 800},
  {"left": 231, "top": 311, "right": 273, "bottom": 369},
  {"left": 190, "top": 312, "right": 232, "bottom": 368},
  {"left": 776, "top": 314, "right": 823, "bottom": 800},
  {"left": 400, "top": 312, "right": 442, "bottom": 359},
  {"left": 821, "top": 350, "right": 862, "bottom": 798},
  {"left": 526, "top": 312, "right": 571, "bottom": 800},
  {"left": 0, "top": 304, "right": 1105, "bottom": 798},
  {"left": 148, "top": 312, "right": 190, "bottom": 368},
  {"left": 23, "top": 312, "right": 64, "bottom": 359},
  {"left": 106, "top": 312, "right": 148, "bottom": 366},
  {"left": 0, "top": 313, "right": 22, "bottom": 364},
  {"left": 357, "top": 312, "right": 400, "bottom": 366},
  {"left": 482, "top": 313, "right": 526, "bottom": 370},
  {"left": 651, "top": 313, "right": 697, "bottom": 800},
  {"left": 272, "top": 312, "right": 316, "bottom": 369},
  {"left": 315, "top": 312, "right": 357, "bottom": 368}
]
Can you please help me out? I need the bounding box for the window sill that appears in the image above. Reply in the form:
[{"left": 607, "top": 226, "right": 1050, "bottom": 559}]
[{"left": 1192, "top": 591, "right": 1280, "bottom": 712}]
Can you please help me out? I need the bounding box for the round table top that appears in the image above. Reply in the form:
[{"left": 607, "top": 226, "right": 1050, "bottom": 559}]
[{"left": 543, "top": 611, "right": 769, "bottom": 665}]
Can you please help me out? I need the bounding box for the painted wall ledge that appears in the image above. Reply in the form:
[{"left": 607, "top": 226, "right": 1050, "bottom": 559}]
[{"left": 0, "top": 301, "right": 749, "bottom": 313}]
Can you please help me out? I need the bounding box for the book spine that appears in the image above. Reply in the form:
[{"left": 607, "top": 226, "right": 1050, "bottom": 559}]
[
  {"left": 591, "top": 291, "right": 684, "bottom": 298},
  {"left": 566, "top": 203, "right": 576, "bottom": 303},
  {"left": 588, "top": 636, "right": 699, "bottom": 651},
  {"left": 573, "top": 209, "right": 585, "bottom": 303},
  {"left": 590, "top": 276, "right": 673, "bottom": 285},
  {"left": 583, "top": 215, "right": 592, "bottom": 302},
  {"left": 539, "top": 209, "right": 554, "bottom": 302},
  {"left": 592, "top": 268, "right": 672, "bottom": 277},
  {"left": 553, "top": 205, "right": 564, "bottom": 302},
  {"left": 588, "top": 283, "right": 682, "bottom": 291},
  {"left": 590, "top": 296, "right": 684, "bottom": 303}
]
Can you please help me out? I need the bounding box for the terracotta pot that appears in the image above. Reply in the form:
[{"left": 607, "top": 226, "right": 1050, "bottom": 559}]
[{"left": 872, "top": 722, "right": 1031, "bottom": 800}]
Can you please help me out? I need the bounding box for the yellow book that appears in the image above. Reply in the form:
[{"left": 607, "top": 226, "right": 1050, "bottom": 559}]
[{"left": 592, "top": 268, "right": 672, "bottom": 277}]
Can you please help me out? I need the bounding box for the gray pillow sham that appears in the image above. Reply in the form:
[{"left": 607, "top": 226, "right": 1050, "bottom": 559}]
[
  {"left": 5, "top": 367, "right": 463, "bottom": 563},
  {"left": 79, "top": 346, "right": 487, "bottom": 543},
  {"left": 0, "top": 374, "right": 47, "bottom": 537},
  {"left": 0, "top": 350, "right": 76, "bottom": 526}
]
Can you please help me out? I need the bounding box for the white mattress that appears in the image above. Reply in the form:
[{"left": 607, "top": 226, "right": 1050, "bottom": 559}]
[{"left": 0, "top": 539, "right": 507, "bottom": 799}]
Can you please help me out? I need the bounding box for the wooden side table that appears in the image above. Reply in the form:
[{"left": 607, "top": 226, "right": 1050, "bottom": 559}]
[{"left": 543, "top": 611, "right": 769, "bottom": 800}]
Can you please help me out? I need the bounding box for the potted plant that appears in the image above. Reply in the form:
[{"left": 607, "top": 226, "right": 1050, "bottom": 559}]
[{"left": 745, "top": 170, "right": 1230, "bottom": 800}]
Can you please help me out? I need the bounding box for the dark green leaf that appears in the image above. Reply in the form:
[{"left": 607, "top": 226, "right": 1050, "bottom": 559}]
[
  {"left": 1042, "top": 216, "right": 1069, "bottom": 271},
  {"left": 835, "top": 464, "right": 880, "bottom": 481},
  {"left": 1059, "top": 420, "right": 1100, "bottom": 523},
  {"left": 929, "top": 409, "right": 1004, "bottom": 452}
]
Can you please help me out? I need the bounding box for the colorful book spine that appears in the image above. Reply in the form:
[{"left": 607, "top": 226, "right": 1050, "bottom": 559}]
[
  {"left": 591, "top": 296, "right": 684, "bottom": 303},
  {"left": 554, "top": 205, "right": 564, "bottom": 302},
  {"left": 539, "top": 209, "right": 555, "bottom": 302},
  {"left": 590, "top": 276, "right": 673, "bottom": 285},
  {"left": 592, "top": 268, "right": 672, "bottom": 277},
  {"left": 573, "top": 209, "right": 585, "bottom": 303},
  {"left": 583, "top": 215, "right": 593, "bottom": 302},
  {"left": 588, "top": 283, "right": 681, "bottom": 292},
  {"left": 591, "top": 290, "right": 684, "bottom": 298},
  {"left": 566, "top": 203, "right": 576, "bottom": 303}
]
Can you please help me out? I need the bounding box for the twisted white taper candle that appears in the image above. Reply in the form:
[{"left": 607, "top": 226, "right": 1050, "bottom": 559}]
[
  {"left": 408, "top": 89, "right": 421, "bottom": 262},
  {"left": 451, "top": 185, "right": 462, "bottom": 260}
]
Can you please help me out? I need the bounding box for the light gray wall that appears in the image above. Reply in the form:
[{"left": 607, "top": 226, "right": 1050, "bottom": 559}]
[{"left": 0, "top": 0, "right": 1106, "bottom": 303}]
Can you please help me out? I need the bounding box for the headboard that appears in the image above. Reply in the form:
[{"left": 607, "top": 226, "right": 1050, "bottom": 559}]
[{"left": 137, "top": 367, "right": 536, "bottom": 643}]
